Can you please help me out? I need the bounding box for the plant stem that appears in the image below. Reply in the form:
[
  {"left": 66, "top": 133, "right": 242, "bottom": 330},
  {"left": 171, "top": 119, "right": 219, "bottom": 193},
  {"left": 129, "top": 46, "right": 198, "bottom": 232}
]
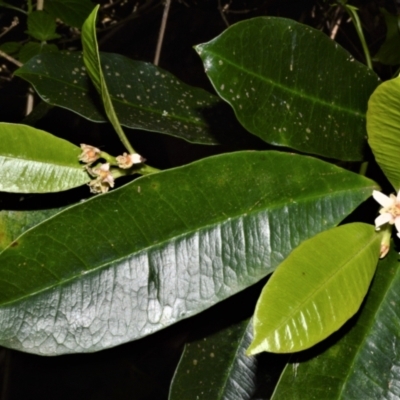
[
  {"left": 36, "top": 0, "right": 44, "bottom": 11},
  {"left": 359, "top": 161, "right": 368, "bottom": 176},
  {"left": 153, "top": 0, "right": 171, "bottom": 65},
  {"left": 138, "top": 164, "right": 161, "bottom": 175},
  {"left": 343, "top": 4, "right": 372, "bottom": 69}
]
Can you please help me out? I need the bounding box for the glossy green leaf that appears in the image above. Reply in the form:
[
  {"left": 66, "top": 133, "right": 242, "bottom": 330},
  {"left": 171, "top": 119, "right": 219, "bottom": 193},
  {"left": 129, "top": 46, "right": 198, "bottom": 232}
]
[
  {"left": 0, "top": 123, "right": 90, "bottom": 193},
  {"left": 18, "top": 42, "right": 58, "bottom": 64},
  {"left": 367, "top": 77, "right": 400, "bottom": 190},
  {"left": 26, "top": 11, "right": 60, "bottom": 41},
  {"left": 45, "top": 0, "right": 93, "bottom": 28},
  {"left": 82, "top": 5, "right": 134, "bottom": 153},
  {"left": 0, "top": 208, "right": 65, "bottom": 252},
  {"left": 373, "top": 9, "right": 400, "bottom": 66},
  {"left": 169, "top": 318, "right": 256, "bottom": 400},
  {"left": 272, "top": 246, "right": 400, "bottom": 399},
  {"left": 195, "top": 17, "right": 380, "bottom": 160},
  {"left": 247, "top": 223, "right": 380, "bottom": 355},
  {"left": 0, "top": 151, "right": 376, "bottom": 355},
  {"left": 15, "top": 51, "right": 221, "bottom": 145}
]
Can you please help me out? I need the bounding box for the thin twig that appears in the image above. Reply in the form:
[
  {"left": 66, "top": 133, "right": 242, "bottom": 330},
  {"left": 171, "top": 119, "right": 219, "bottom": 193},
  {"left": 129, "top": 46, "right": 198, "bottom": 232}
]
[
  {"left": 0, "top": 50, "right": 22, "bottom": 67},
  {"left": 330, "top": 15, "right": 342, "bottom": 39},
  {"left": 0, "top": 17, "right": 19, "bottom": 40},
  {"left": 154, "top": 0, "right": 172, "bottom": 66},
  {"left": 218, "top": 0, "right": 230, "bottom": 27}
]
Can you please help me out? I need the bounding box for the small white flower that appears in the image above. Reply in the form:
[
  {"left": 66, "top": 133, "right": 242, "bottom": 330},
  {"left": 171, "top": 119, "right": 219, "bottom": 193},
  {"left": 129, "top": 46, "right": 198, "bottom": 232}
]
[
  {"left": 116, "top": 152, "right": 145, "bottom": 169},
  {"left": 373, "top": 190, "right": 400, "bottom": 233},
  {"left": 87, "top": 163, "right": 114, "bottom": 194}
]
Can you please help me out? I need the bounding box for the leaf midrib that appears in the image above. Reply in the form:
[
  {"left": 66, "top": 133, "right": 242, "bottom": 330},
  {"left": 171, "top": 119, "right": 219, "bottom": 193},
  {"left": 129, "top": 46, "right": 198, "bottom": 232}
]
[
  {"left": 202, "top": 47, "right": 364, "bottom": 118},
  {"left": 0, "top": 188, "right": 373, "bottom": 308}
]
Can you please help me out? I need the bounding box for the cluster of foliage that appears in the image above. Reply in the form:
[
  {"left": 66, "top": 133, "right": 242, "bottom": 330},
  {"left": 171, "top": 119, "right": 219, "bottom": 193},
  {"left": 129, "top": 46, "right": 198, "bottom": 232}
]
[{"left": 1, "top": 0, "right": 400, "bottom": 398}]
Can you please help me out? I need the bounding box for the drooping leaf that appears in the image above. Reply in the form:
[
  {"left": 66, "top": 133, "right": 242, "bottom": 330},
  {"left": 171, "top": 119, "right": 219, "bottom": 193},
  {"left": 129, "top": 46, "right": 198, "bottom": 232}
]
[
  {"left": 373, "top": 9, "right": 400, "bottom": 66},
  {"left": 26, "top": 11, "right": 60, "bottom": 41},
  {"left": 195, "top": 17, "right": 380, "bottom": 161},
  {"left": 0, "top": 122, "right": 90, "bottom": 193},
  {"left": 81, "top": 5, "right": 131, "bottom": 151},
  {"left": 0, "top": 151, "right": 376, "bottom": 355},
  {"left": 272, "top": 246, "right": 400, "bottom": 399},
  {"left": 45, "top": 0, "right": 93, "bottom": 28},
  {"left": 247, "top": 223, "right": 380, "bottom": 355},
  {"left": 367, "top": 77, "right": 400, "bottom": 190},
  {"left": 15, "top": 51, "right": 222, "bottom": 145},
  {"left": 18, "top": 42, "right": 58, "bottom": 64},
  {"left": 169, "top": 319, "right": 257, "bottom": 400}
]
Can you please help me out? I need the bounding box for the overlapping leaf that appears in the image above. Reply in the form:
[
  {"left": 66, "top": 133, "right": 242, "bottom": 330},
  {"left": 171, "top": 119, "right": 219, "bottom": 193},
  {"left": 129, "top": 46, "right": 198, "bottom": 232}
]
[
  {"left": 248, "top": 223, "right": 380, "bottom": 354},
  {"left": 14, "top": 52, "right": 222, "bottom": 145},
  {"left": 169, "top": 319, "right": 256, "bottom": 400},
  {"left": 272, "top": 246, "right": 400, "bottom": 399},
  {"left": 0, "top": 151, "right": 376, "bottom": 355},
  {"left": 45, "top": 0, "right": 93, "bottom": 28},
  {"left": 0, "top": 123, "right": 90, "bottom": 193},
  {"left": 195, "top": 17, "right": 380, "bottom": 160},
  {"left": 367, "top": 77, "right": 400, "bottom": 190}
]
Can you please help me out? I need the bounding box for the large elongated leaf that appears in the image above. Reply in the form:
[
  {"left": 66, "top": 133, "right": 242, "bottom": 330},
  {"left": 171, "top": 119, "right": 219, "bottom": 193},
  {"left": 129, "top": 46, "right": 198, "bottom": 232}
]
[
  {"left": 169, "top": 319, "right": 256, "bottom": 400},
  {"left": 0, "top": 123, "right": 90, "bottom": 193},
  {"left": 0, "top": 151, "right": 376, "bottom": 355},
  {"left": 367, "top": 77, "right": 400, "bottom": 190},
  {"left": 195, "top": 17, "right": 380, "bottom": 160},
  {"left": 247, "top": 223, "right": 380, "bottom": 355},
  {"left": 14, "top": 52, "right": 221, "bottom": 145},
  {"left": 0, "top": 208, "right": 65, "bottom": 252},
  {"left": 272, "top": 246, "right": 400, "bottom": 399}
]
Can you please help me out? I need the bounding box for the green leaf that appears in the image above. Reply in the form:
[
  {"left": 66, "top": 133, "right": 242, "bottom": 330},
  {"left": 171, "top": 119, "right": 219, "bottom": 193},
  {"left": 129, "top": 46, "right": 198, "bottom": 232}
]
[
  {"left": 0, "top": 41, "right": 22, "bottom": 55},
  {"left": 0, "top": 122, "right": 90, "bottom": 193},
  {"left": 271, "top": 246, "right": 400, "bottom": 399},
  {"left": 373, "top": 9, "right": 400, "bottom": 66},
  {"left": 26, "top": 11, "right": 60, "bottom": 41},
  {"left": 169, "top": 319, "right": 257, "bottom": 400},
  {"left": 14, "top": 51, "right": 222, "bottom": 145},
  {"left": 0, "top": 151, "right": 376, "bottom": 355},
  {"left": 0, "top": 208, "right": 65, "bottom": 251},
  {"left": 82, "top": 5, "right": 133, "bottom": 153},
  {"left": 0, "top": 1, "right": 26, "bottom": 14},
  {"left": 195, "top": 17, "right": 380, "bottom": 161},
  {"left": 45, "top": 0, "right": 93, "bottom": 28},
  {"left": 18, "top": 42, "right": 58, "bottom": 64},
  {"left": 367, "top": 77, "right": 400, "bottom": 190},
  {"left": 247, "top": 223, "right": 380, "bottom": 355}
]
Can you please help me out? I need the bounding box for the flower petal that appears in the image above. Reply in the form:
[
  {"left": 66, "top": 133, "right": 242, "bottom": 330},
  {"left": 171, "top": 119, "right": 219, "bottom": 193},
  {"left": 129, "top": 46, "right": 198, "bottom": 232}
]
[
  {"left": 375, "top": 213, "right": 393, "bottom": 228},
  {"left": 373, "top": 190, "right": 393, "bottom": 208}
]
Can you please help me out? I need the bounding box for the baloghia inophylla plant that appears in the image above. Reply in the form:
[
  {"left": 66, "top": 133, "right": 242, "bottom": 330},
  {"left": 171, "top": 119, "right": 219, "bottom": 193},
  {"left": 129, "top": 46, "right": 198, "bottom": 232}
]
[{"left": 1, "top": 3, "right": 400, "bottom": 399}]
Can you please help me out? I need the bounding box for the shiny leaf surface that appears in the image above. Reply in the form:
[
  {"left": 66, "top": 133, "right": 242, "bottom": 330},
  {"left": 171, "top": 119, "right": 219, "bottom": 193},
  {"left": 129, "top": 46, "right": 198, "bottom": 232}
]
[
  {"left": 169, "top": 319, "right": 256, "bottom": 400},
  {"left": 367, "top": 77, "right": 400, "bottom": 190},
  {"left": 0, "top": 123, "right": 90, "bottom": 193},
  {"left": 272, "top": 247, "right": 400, "bottom": 399},
  {"left": 195, "top": 17, "right": 380, "bottom": 160},
  {"left": 0, "top": 151, "right": 375, "bottom": 355},
  {"left": 248, "top": 223, "right": 380, "bottom": 354},
  {"left": 15, "top": 51, "right": 221, "bottom": 145}
]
